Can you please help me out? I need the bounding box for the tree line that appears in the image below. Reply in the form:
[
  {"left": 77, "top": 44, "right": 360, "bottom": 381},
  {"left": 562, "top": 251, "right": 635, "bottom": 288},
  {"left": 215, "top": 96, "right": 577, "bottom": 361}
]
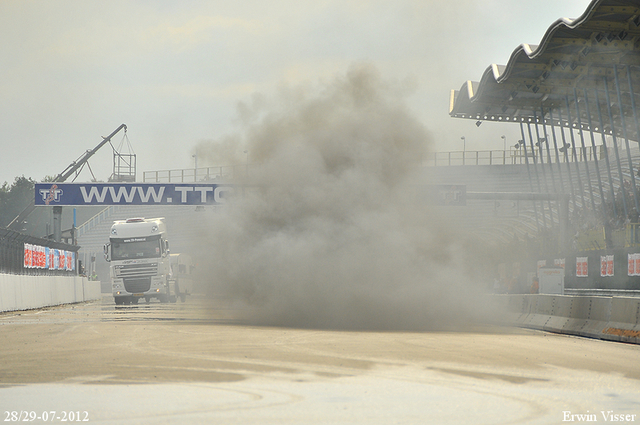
[{"left": 0, "top": 176, "right": 35, "bottom": 228}]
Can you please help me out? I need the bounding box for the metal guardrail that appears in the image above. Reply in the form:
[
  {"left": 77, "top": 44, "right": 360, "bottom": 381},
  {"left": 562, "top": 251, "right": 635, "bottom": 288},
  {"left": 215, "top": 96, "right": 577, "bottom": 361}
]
[
  {"left": 423, "top": 147, "right": 603, "bottom": 166},
  {"left": 565, "top": 288, "right": 640, "bottom": 297},
  {"left": 421, "top": 144, "right": 640, "bottom": 167},
  {"left": 143, "top": 165, "right": 249, "bottom": 183},
  {"left": 143, "top": 146, "right": 640, "bottom": 180}
]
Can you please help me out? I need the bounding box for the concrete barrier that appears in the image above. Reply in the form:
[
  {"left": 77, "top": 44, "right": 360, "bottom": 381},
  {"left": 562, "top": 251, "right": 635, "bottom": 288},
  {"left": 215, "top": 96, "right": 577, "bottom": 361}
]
[
  {"left": 544, "top": 295, "right": 572, "bottom": 333},
  {"left": 522, "top": 294, "right": 555, "bottom": 329},
  {"left": 501, "top": 294, "right": 639, "bottom": 345},
  {"left": 496, "top": 294, "right": 526, "bottom": 324},
  {"left": 0, "top": 274, "right": 100, "bottom": 313},
  {"left": 602, "top": 297, "right": 640, "bottom": 343},
  {"left": 560, "top": 296, "right": 591, "bottom": 335},
  {"left": 578, "top": 297, "right": 612, "bottom": 340}
]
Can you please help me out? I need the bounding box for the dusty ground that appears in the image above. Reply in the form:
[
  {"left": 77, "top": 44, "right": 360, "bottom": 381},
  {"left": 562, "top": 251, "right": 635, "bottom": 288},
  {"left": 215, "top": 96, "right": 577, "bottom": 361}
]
[
  {"left": 0, "top": 296, "right": 638, "bottom": 385},
  {"left": 0, "top": 296, "right": 639, "bottom": 424}
]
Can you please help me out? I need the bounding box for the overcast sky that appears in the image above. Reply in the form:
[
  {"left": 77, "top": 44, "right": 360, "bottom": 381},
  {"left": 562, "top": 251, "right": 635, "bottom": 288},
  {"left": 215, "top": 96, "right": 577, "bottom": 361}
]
[{"left": 0, "top": 0, "right": 592, "bottom": 185}]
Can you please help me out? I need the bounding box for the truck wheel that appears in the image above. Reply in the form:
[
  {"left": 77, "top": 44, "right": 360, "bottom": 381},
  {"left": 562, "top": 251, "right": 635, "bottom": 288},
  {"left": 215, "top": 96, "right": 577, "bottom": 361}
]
[
  {"left": 145, "top": 297, "right": 151, "bottom": 304},
  {"left": 159, "top": 295, "right": 168, "bottom": 303},
  {"left": 180, "top": 294, "right": 186, "bottom": 303},
  {"left": 131, "top": 297, "right": 139, "bottom": 305},
  {"left": 170, "top": 295, "right": 177, "bottom": 303},
  {"left": 114, "top": 297, "right": 123, "bottom": 305}
]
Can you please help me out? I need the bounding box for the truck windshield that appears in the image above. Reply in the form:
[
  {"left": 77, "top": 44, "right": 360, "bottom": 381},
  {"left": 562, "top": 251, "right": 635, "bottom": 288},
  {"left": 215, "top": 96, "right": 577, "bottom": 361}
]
[{"left": 111, "top": 235, "right": 162, "bottom": 260}]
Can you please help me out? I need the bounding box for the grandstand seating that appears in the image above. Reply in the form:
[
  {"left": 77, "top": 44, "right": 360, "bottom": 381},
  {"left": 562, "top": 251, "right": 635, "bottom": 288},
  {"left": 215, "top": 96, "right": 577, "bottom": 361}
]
[{"left": 422, "top": 142, "right": 640, "bottom": 245}]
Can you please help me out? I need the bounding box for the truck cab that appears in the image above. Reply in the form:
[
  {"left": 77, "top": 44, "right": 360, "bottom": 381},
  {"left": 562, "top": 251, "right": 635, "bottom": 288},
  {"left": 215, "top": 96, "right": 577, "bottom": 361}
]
[{"left": 104, "top": 217, "right": 173, "bottom": 305}]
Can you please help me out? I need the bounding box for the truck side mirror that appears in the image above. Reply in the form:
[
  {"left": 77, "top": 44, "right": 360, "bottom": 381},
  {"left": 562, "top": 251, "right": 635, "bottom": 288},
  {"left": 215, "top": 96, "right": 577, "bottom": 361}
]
[
  {"left": 103, "top": 243, "right": 111, "bottom": 262},
  {"left": 165, "top": 240, "right": 170, "bottom": 256}
]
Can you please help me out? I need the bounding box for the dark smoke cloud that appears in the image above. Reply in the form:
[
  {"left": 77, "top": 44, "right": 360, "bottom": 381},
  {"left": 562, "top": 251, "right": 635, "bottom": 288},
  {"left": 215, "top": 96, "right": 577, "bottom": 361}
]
[{"left": 191, "top": 64, "right": 496, "bottom": 330}]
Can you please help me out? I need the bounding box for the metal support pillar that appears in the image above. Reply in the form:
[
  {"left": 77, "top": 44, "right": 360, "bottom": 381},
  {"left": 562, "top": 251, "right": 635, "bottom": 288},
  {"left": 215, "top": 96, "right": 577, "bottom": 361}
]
[
  {"left": 53, "top": 206, "right": 62, "bottom": 243},
  {"left": 526, "top": 122, "right": 547, "bottom": 228},
  {"left": 614, "top": 65, "right": 640, "bottom": 213},
  {"left": 539, "top": 109, "right": 559, "bottom": 193},
  {"left": 533, "top": 113, "right": 555, "bottom": 225},
  {"left": 519, "top": 122, "right": 540, "bottom": 233},
  {"left": 533, "top": 112, "right": 552, "bottom": 194},
  {"left": 546, "top": 108, "right": 566, "bottom": 193},
  {"left": 594, "top": 86, "right": 619, "bottom": 218},
  {"left": 573, "top": 90, "right": 598, "bottom": 214},
  {"left": 565, "top": 96, "right": 587, "bottom": 211},
  {"left": 551, "top": 108, "right": 575, "bottom": 212},
  {"left": 628, "top": 65, "right": 640, "bottom": 145},
  {"left": 604, "top": 74, "right": 631, "bottom": 217},
  {"left": 582, "top": 88, "right": 608, "bottom": 217}
]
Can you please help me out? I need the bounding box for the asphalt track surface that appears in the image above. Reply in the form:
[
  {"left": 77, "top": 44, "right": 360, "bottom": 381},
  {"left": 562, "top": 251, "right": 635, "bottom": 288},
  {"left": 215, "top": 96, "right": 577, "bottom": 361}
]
[{"left": 0, "top": 295, "right": 639, "bottom": 424}]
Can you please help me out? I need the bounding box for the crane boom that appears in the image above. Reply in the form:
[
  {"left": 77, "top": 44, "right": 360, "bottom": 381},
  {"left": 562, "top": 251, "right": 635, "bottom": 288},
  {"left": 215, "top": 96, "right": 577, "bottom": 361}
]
[
  {"left": 54, "top": 124, "right": 127, "bottom": 182},
  {"left": 7, "top": 124, "right": 127, "bottom": 232}
]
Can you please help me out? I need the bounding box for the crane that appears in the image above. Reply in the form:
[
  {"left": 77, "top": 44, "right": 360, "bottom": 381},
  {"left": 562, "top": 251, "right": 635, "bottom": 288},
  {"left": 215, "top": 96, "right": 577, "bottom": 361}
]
[{"left": 7, "top": 124, "right": 127, "bottom": 233}]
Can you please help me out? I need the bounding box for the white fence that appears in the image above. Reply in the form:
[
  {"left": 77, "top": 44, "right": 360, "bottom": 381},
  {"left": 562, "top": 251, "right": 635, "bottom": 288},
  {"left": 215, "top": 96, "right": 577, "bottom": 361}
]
[{"left": 0, "top": 274, "right": 100, "bottom": 312}]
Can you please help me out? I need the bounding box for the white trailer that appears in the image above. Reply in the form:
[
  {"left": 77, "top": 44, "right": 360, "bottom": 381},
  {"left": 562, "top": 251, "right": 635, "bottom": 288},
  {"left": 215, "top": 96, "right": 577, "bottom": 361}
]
[{"left": 169, "top": 253, "right": 195, "bottom": 302}]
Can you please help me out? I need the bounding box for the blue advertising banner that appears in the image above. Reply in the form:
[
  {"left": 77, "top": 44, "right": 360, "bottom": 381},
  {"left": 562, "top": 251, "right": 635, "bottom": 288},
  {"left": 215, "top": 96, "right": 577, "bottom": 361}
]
[{"left": 35, "top": 183, "right": 237, "bottom": 206}]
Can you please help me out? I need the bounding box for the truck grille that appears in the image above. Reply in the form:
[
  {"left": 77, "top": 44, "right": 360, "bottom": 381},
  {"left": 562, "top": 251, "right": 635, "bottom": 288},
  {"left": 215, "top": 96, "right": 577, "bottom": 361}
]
[
  {"left": 124, "top": 278, "right": 151, "bottom": 293},
  {"left": 115, "top": 262, "right": 158, "bottom": 279}
]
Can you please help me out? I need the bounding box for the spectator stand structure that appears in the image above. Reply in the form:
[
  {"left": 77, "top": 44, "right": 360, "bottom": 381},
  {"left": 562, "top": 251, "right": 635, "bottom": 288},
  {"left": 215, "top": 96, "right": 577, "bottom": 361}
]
[{"left": 450, "top": 0, "right": 640, "bottom": 291}]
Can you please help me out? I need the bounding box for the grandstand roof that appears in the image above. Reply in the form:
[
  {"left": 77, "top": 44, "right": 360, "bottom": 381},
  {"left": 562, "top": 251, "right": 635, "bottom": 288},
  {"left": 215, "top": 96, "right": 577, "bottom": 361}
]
[{"left": 449, "top": 0, "right": 640, "bottom": 142}]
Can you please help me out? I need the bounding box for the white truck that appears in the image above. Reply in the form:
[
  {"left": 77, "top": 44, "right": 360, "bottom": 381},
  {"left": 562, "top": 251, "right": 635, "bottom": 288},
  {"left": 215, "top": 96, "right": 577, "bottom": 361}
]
[{"left": 104, "top": 217, "right": 180, "bottom": 305}]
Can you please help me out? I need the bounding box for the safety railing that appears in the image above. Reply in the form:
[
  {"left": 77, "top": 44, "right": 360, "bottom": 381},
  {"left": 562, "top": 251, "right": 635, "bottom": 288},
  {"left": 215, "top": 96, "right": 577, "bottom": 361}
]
[
  {"left": 423, "top": 146, "right": 602, "bottom": 166},
  {"left": 143, "top": 165, "right": 249, "bottom": 183},
  {"left": 143, "top": 145, "right": 638, "bottom": 178},
  {"left": 565, "top": 288, "right": 640, "bottom": 297},
  {"left": 76, "top": 206, "right": 119, "bottom": 238}
]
